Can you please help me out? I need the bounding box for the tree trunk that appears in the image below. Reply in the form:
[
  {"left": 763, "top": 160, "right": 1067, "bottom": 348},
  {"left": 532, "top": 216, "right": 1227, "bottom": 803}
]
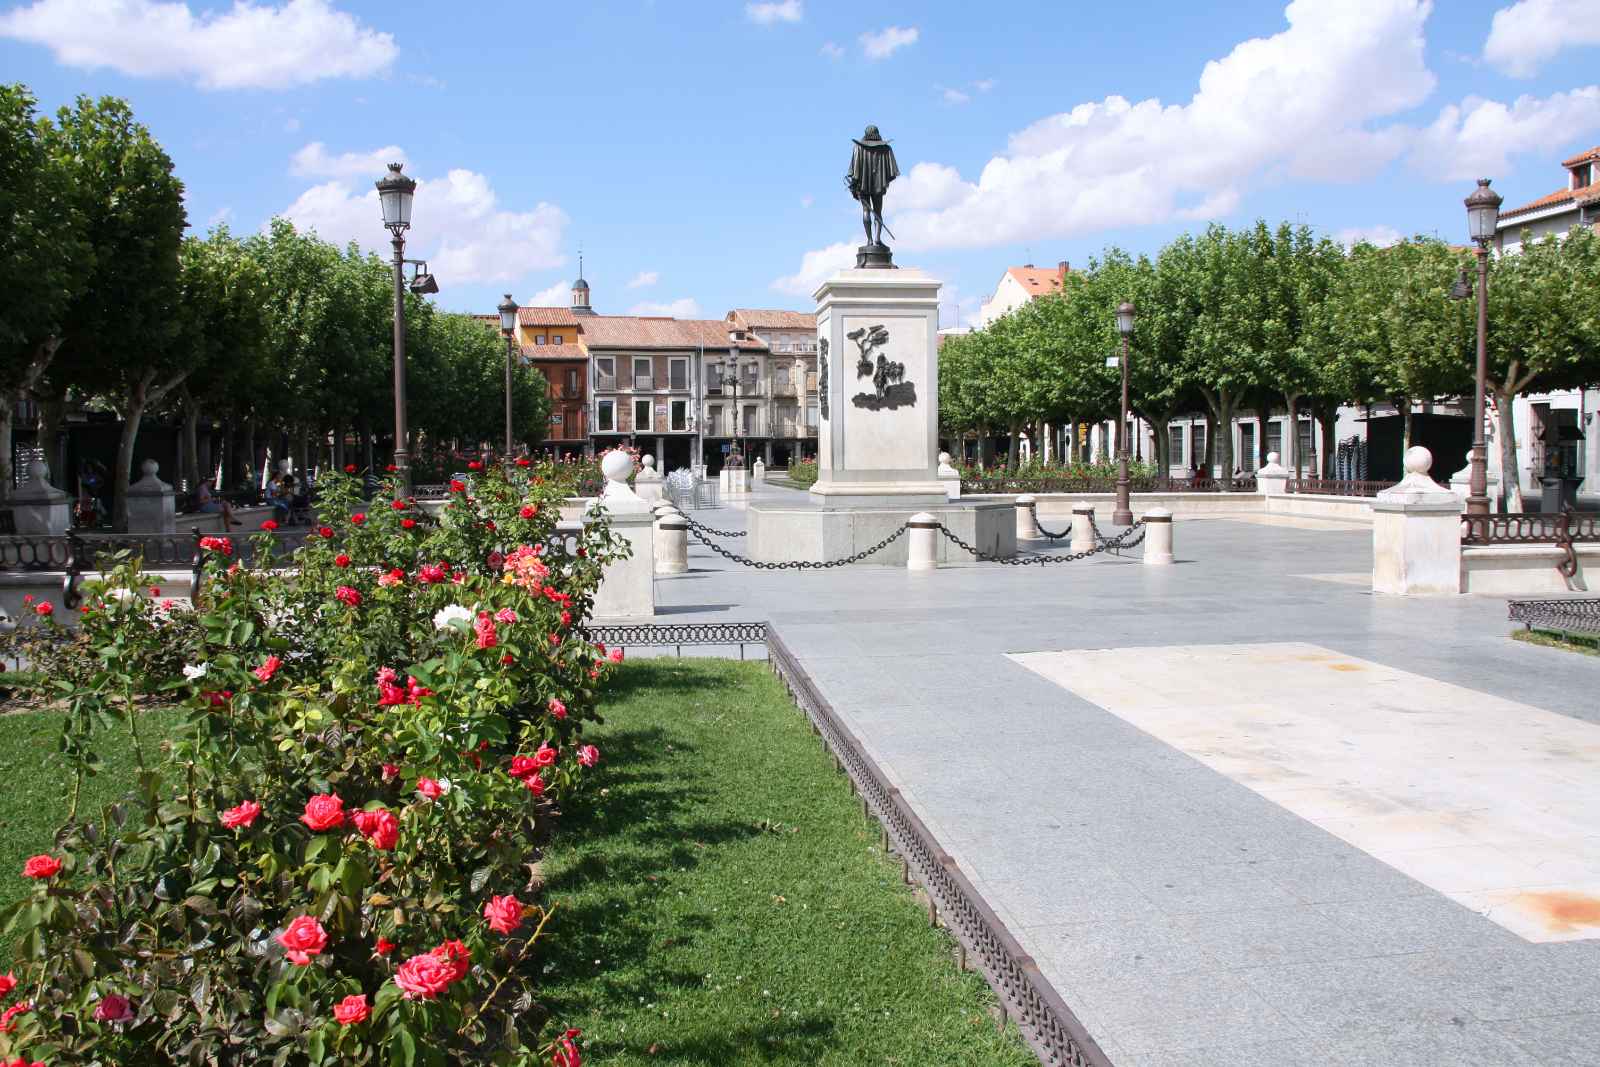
[
  {"left": 112, "top": 375, "right": 153, "bottom": 532},
  {"left": 1006, "top": 421, "right": 1020, "bottom": 471},
  {"left": 1283, "top": 394, "right": 1300, "bottom": 474},
  {"left": 0, "top": 400, "right": 15, "bottom": 502},
  {"left": 181, "top": 394, "right": 201, "bottom": 493},
  {"left": 361, "top": 418, "right": 375, "bottom": 472},
  {"left": 1253, "top": 404, "right": 1271, "bottom": 469},
  {"left": 1319, "top": 405, "right": 1337, "bottom": 478},
  {"left": 1495, "top": 390, "right": 1522, "bottom": 512},
  {"left": 1399, "top": 398, "right": 1414, "bottom": 452},
  {"left": 241, "top": 420, "right": 256, "bottom": 489}
]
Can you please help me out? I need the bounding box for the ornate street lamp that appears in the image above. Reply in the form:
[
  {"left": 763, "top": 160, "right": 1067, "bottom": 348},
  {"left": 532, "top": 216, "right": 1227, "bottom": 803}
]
[
  {"left": 498, "top": 293, "right": 520, "bottom": 458},
  {"left": 377, "top": 162, "right": 417, "bottom": 494},
  {"left": 1464, "top": 178, "right": 1501, "bottom": 516},
  {"left": 1112, "top": 301, "right": 1137, "bottom": 526}
]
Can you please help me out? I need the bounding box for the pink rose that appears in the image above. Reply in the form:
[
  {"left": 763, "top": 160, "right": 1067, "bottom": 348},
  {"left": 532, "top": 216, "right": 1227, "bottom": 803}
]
[
  {"left": 548, "top": 698, "right": 567, "bottom": 720},
  {"left": 220, "top": 800, "right": 262, "bottom": 829},
  {"left": 432, "top": 939, "right": 471, "bottom": 982},
  {"left": 495, "top": 607, "right": 517, "bottom": 624},
  {"left": 333, "top": 993, "right": 370, "bottom": 1025},
  {"left": 577, "top": 745, "right": 599, "bottom": 768},
  {"left": 300, "top": 793, "right": 346, "bottom": 831},
  {"left": 94, "top": 993, "right": 134, "bottom": 1023},
  {"left": 253, "top": 655, "right": 282, "bottom": 683},
  {"left": 34, "top": 601, "right": 53, "bottom": 617},
  {"left": 416, "top": 778, "right": 443, "bottom": 801},
  {"left": 483, "top": 894, "right": 523, "bottom": 935},
  {"left": 474, "top": 613, "right": 498, "bottom": 650},
  {"left": 277, "top": 915, "right": 328, "bottom": 965},
  {"left": 418, "top": 563, "right": 447, "bottom": 584},
  {"left": 381, "top": 762, "right": 401, "bottom": 782},
  {"left": 394, "top": 952, "right": 455, "bottom": 1000},
  {"left": 608, "top": 647, "right": 625, "bottom": 664}
]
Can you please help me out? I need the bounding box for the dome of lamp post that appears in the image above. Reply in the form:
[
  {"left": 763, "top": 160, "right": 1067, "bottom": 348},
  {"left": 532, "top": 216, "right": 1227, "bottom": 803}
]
[
  {"left": 498, "top": 293, "right": 519, "bottom": 335},
  {"left": 1116, "top": 301, "right": 1136, "bottom": 337},
  {"left": 376, "top": 162, "right": 416, "bottom": 234},
  {"left": 1465, "top": 178, "right": 1501, "bottom": 245}
]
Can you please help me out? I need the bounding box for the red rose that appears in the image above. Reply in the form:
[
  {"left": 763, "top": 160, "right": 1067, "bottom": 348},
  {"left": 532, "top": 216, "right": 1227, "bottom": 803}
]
[
  {"left": 386, "top": 463, "right": 398, "bottom": 472},
  {"left": 402, "top": 517, "right": 416, "bottom": 529},
  {"left": 553, "top": 1028, "right": 583, "bottom": 1067},
  {"left": 350, "top": 513, "right": 366, "bottom": 525},
  {"left": 220, "top": 800, "right": 262, "bottom": 829},
  {"left": 577, "top": 745, "right": 600, "bottom": 768},
  {"left": 381, "top": 762, "right": 401, "bottom": 781},
  {"left": 344, "top": 464, "right": 358, "bottom": 474},
  {"left": 318, "top": 525, "right": 334, "bottom": 539},
  {"left": 352, "top": 808, "right": 399, "bottom": 850},
  {"left": 334, "top": 553, "right": 352, "bottom": 568},
  {"left": 523, "top": 773, "right": 546, "bottom": 796},
  {"left": 548, "top": 698, "right": 567, "bottom": 720},
  {"left": 21, "top": 854, "right": 61, "bottom": 879},
  {"left": 516, "top": 457, "right": 530, "bottom": 467},
  {"left": 374, "top": 937, "right": 395, "bottom": 956},
  {"left": 501, "top": 653, "right": 514, "bottom": 665},
  {"left": 483, "top": 894, "right": 523, "bottom": 935},
  {"left": 394, "top": 952, "right": 454, "bottom": 1000},
  {"left": 519, "top": 505, "right": 536, "bottom": 519},
  {"left": 508, "top": 755, "right": 538, "bottom": 780},
  {"left": 432, "top": 939, "right": 471, "bottom": 982},
  {"left": 449, "top": 480, "right": 465, "bottom": 493},
  {"left": 416, "top": 777, "right": 443, "bottom": 801},
  {"left": 334, "top": 585, "right": 361, "bottom": 607},
  {"left": 94, "top": 993, "right": 135, "bottom": 1023},
  {"left": 333, "top": 993, "right": 369, "bottom": 1025},
  {"left": 0, "top": 1000, "right": 34, "bottom": 1034},
  {"left": 300, "top": 793, "right": 346, "bottom": 831},
  {"left": 199, "top": 535, "right": 234, "bottom": 556},
  {"left": 417, "top": 563, "right": 447, "bottom": 584},
  {"left": 391, "top": 499, "right": 406, "bottom": 511},
  {"left": 148, "top": 586, "right": 161, "bottom": 596},
  {"left": 261, "top": 519, "right": 279, "bottom": 531},
  {"left": 533, "top": 743, "right": 557, "bottom": 768},
  {"left": 467, "top": 461, "right": 483, "bottom": 471},
  {"left": 253, "top": 655, "right": 282, "bottom": 682},
  {"left": 34, "top": 601, "right": 52, "bottom": 617},
  {"left": 0, "top": 973, "right": 14, "bottom": 998},
  {"left": 277, "top": 915, "right": 328, "bottom": 965}
]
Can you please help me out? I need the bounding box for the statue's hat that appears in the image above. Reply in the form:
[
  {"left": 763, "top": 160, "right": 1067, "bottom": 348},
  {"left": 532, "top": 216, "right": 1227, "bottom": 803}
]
[{"left": 854, "top": 124, "right": 891, "bottom": 147}]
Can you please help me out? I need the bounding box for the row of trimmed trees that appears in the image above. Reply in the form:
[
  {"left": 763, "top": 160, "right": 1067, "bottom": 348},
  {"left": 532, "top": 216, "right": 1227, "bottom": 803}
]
[
  {"left": 939, "top": 221, "right": 1600, "bottom": 509},
  {"left": 0, "top": 84, "right": 551, "bottom": 527}
]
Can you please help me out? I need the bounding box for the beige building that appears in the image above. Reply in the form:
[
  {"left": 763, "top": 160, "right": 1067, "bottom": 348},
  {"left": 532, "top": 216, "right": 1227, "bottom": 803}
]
[
  {"left": 977, "top": 261, "right": 1070, "bottom": 327},
  {"left": 721, "top": 309, "right": 818, "bottom": 468}
]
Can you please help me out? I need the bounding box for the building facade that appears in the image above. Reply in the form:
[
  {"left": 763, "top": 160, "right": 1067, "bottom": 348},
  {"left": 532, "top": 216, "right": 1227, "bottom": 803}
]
[
  {"left": 977, "top": 262, "right": 1070, "bottom": 328},
  {"left": 721, "top": 309, "right": 819, "bottom": 468},
  {"left": 513, "top": 306, "right": 589, "bottom": 457}
]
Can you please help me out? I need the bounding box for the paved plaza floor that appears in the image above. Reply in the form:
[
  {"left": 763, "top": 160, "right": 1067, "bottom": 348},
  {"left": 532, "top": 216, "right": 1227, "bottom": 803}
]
[{"left": 651, "top": 481, "right": 1600, "bottom": 1067}]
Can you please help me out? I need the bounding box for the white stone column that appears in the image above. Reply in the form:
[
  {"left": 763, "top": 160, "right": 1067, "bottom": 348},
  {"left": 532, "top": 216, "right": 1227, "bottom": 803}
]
[
  {"left": 1256, "top": 451, "right": 1289, "bottom": 497},
  {"left": 1070, "top": 503, "right": 1096, "bottom": 554},
  {"left": 11, "top": 461, "right": 72, "bottom": 535},
  {"left": 1372, "top": 446, "right": 1463, "bottom": 596},
  {"left": 656, "top": 514, "right": 688, "bottom": 574},
  {"left": 1142, "top": 507, "right": 1174, "bottom": 565},
  {"left": 125, "top": 460, "right": 176, "bottom": 533},
  {"left": 1014, "top": 494, "right": 1040, "bottom": 540},
  {"left": 906, "top": 512, "right": 938, "bottom": 571},
  {"left": 937, "top": 451, "right": 961, "bottom": 500},
  {"left": 589, "top": 450, "right": 657, "bottom": 617}
]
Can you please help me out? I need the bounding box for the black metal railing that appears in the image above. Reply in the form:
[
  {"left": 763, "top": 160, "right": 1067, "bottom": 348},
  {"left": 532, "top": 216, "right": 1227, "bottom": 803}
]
[
  {"left": 961, "top": 473, "right": 1256, "bottom": 494},
  {"left": 1286, "top": 477, "right": 1396, "bottom": 497},
  {"left": 1509, "top": 598, "right": 1600, "bottom": 636},
  {"left": 1461, "top": 511, "right": 1600, "bottom": 546},
  {"left": 581, "top": 621, "right": 769, "bottom": 660}
]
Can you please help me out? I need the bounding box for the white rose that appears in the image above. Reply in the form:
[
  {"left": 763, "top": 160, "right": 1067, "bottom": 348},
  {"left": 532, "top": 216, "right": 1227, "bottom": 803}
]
[
  {"left": 437, "top": 777, "right": 453, "bottom": 795},
  {"left": 432, "top": 605, "right": 474, "bottom": 630},
  {"left": 182, "top": 663, "right": 208, "bottom": 680}
]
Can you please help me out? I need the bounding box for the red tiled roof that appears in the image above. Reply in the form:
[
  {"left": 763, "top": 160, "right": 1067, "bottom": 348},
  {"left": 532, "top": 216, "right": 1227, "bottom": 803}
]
[
  {"left": 1006, "top": 264, "right": 1069, "bottom": 296},
  {"left": 1561, "top": 146, "right": 1600, "bottom": 167},
  {"left": 518, "top": 307, "right": 579, "bottom": 327},
  {"left": 519, "top": 344, "right": 586, "bottom": 362},
  {"left": 727, "top": 309, "right": 815, "bottom": 331},
  {"left": 581, "top": 316, "right": 767, "bottom": 351},
  {"left": 1500, "top": 183, "right": 1600, "bottom": 222}
]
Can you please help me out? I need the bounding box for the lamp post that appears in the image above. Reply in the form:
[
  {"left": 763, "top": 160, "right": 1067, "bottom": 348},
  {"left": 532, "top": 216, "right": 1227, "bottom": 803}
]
[
  {"left": 376, "top": 162, "right": 417, "bottom": 494},
  {"left": 1464, "top": 178, "right": 1501, "bottom": 516},
  {"left": 498, "top": 293, "right": 519, "bottom": 459},
  {"left": 1113, "top": 301, "right": 1137, "bottom": 526}
]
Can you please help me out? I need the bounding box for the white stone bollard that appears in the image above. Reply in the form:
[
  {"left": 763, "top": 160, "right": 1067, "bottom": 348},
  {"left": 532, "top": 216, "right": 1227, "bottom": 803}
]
[
  {"left": 1372, "top": 446, "right": 1463, "bottom": 596},
  {"left": 1014, "top": 494, "right": 1040, "bottom": 540},
  {"left": 906, "top": 512, "right": 939, "bottom": 571},
  {"left": 651, "top": 500, "right": 679, "bottom": 523},
  {"left": 753, "top": 458, "right": 766, "bottom": 484},
  {"left": 634, "top": 454, "right": 665, "bottom": 504},
  {"left": 1142, "top": 507, "right": 1174, "bottom": 565},
  {"left": 1070, "top": 503, "right": 1097, "bottom": 554},
  {"left": 1256, "top": 451, "right": 1289, "bottom": 496},
  {"left": 590, "top": 449, "right": 657, "bottom": 617},
  {"left": 126, "top": 459, "right": 176, "bottom": 533},
  {"left": 657, "top": 514, "right": 688, "bottom": 574}
]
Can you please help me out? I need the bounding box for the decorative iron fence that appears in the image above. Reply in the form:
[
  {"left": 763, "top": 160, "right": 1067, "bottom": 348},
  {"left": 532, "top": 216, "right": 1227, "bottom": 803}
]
[
  {"left": 1460, "top": 511, "right": 1600, "bottom": 546},
  {"left": 1286, "top": 478, "right": 1395, "bottom": 497},
  {"left": 1508, "top": 598, "right": 1600, "bottom": 636},
  {"left": 961, "top": 474, "right": 1256, "bottom": 495},
  {"left": 581, "top": 621, "right": 769, "bottom": 659}
]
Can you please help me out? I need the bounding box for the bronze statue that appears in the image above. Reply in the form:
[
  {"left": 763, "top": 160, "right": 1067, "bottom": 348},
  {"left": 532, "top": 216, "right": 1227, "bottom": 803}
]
[{"left": 846, "top": 125, "right": 899, "bottom": 268}]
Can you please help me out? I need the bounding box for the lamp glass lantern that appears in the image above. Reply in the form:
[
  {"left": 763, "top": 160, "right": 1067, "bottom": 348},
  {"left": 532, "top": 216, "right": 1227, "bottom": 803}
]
[
  {"left": 1465, "top": 178, "right": 1502, "bottom": 244},
  {"left": 376, "top": 162, "right": 416, "bottom": 233},
  {"left": 1115, "top": 301, "right": 1136, "bottom": 337},
  {"left": 498, "top": 293, "right": 519, "bottom": 334}
]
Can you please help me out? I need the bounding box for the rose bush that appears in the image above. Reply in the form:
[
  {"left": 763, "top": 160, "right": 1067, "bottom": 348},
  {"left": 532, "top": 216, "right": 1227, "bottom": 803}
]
[{"left": 0, "top": 463, "right": 627, "bottom": 1065}]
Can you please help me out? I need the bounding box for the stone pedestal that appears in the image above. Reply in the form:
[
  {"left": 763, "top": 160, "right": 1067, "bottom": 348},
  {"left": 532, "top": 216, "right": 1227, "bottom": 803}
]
[
  {"left": 1372, "top": 447, "right": 1463, "bottom": 596},
  {"left": 810, "top": 268, "right": 945, "bottom": 508},
  {"left": 1256, "top": 452, "right": 1290, "bottom": 497},
  {"left": 126, "top": 460, "right": 176, "bottom": 533},
  {"left": 656, "top": 514, "right": 688, "bottom": 574},
  {"left": 1015, "top": 495, "right": 1040, "bottom": 540},
  {"left": 1142, "top": 507, "right": 1174, "bottom": 565},
  {"left": 906, "top": 512, "right": 938, "bottom": 571},
  {"left": 1070, "top": 504, "right": 1097, "bottom": 554},
  {"left": 1450, "top": 450, "right": 1501, "bottom": 513},
  {"left": 634, "top": 455, "right": 665, "bottom": 504},
  {"left": 937, "top": 451, "right": 961, "bottom": 500},
  {"left": 11, "top": 461, "right": 71, "bottom": 535},
  {"left": 589, "top": 450, "right": 656, "bottom": 618},
  {"left": 720, "top": 466, "right": 749, "bottom": 496},
  {"left": 753, "top": 459, "right": 766, "bottom": 484}
]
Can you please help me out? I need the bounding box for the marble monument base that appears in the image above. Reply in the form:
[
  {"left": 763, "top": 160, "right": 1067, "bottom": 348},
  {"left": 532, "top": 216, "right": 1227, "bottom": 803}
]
[
  {"left": 807, "top": 478, "right": 950, "bottom": 510},
  {"left": 747, "top": 500, "right": 1015, "bottom": 566}
]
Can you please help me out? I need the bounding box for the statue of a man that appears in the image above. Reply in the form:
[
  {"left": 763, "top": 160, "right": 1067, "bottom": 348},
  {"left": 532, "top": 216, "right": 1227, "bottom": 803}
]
[{"left": 846, "top": 125, "right": 899, "bottom": 252}]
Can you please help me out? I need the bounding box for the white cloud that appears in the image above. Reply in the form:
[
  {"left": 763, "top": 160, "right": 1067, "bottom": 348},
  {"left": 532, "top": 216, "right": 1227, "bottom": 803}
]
[
  {"left": 280, "top": 166, "right": 567, "bottom": 286},
  {"left": 941, "top": 87, "right": 970, "bottom": 105},
  {"left": 1334, "top": 224, "right": 1405, "bottom": 248},
  {"left": 820, "top": 40, "right": 844, "bottom": 60},
  {"left": 207, "top": 206, "right": 233, "bottom": 228},
  {"left": 627, "top": 271, "right": 659, "bottom": 289},
  {"left": 1408, "top": 87, "right": 1600, "bottom": 179},
  {"left": 523, "top": 282, "right": 571, "bottom": 308},
  {"left": 290, "top": 141, "right": 406, "bottom": 179},
  {"left": 860, "top": 25, "right": 917, "bottom": 60},
  {"left": 770, "top": 241, "right": 855, "bottom": 296},
  {"left": 974, "top": 78, "right": 996, "bottom": 92},
  {"left": 745, "top": 0, "right": 801, "bottom": 24},
  {"left": 0, "top": 0, "right": 396, "bottom": 90},
  {"left": 1484, "top": 0, "right": 1600, "bottom": 78},
  {"left": 628, "top": 298, "right": 701, "bottom": 317}
]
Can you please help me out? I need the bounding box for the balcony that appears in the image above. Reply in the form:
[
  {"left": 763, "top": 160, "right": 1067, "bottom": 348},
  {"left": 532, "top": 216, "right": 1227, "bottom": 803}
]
[
  {"left": 632, "top": 374, "right": 653, "bottom": 391},
  {"left": 770, "top": 341, "right": 818, "bottom": 355},
  {"left": 771, "top": 381, "right": 797, "bottom": 398},
  {"left": 595, "top": 375, "right": 617, "bottom": 392}
]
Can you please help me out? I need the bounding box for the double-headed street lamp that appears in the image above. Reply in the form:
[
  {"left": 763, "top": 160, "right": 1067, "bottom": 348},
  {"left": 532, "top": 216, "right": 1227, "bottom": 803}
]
[
  {"left": 1464, "top": 178, "right": 1502, "bottom": 516},
  {"left": 377, "top": 162, "right": 418, "bottom": 494},
  {"left": 1112, "top": 301, "right": 1137, "bottom": 526},
  {"left": 498, "top": 294, "right": 520, "bottom": 458}
]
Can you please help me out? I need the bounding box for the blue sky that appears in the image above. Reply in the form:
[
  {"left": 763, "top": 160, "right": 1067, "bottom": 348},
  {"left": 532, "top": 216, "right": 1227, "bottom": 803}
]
[{"left": 4, "top": 0, "right": 1599, "bottom": 327}]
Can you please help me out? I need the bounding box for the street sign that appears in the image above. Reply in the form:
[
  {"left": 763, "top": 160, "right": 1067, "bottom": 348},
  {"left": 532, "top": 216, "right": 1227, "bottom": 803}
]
[{"left": 1105, "top": 356, "right": 1119, "bottom": 368}]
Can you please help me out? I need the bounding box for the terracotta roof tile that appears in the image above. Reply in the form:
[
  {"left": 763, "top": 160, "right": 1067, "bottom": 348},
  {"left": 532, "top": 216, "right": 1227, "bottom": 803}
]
[
  {"left": 517, "top": 307, "right": 580, "bottom": 327},
  {"left": 580, "top": 316, "right": 767, "bottom": 351},
  {"left": 1006, "top": 264, "right": 1069, "bottom": 295},
  {"left": 1499, "top": 184, "right": 1600, "bottom": 222},
  {"left": 727, "top": 309, "right": 816, "bottom": 330},
  {"left": 519, "top": 344, "right": 586, "bottom": 362},
  {"left": 1561, "top": 146, "right": 1600, "bottom": 167}
]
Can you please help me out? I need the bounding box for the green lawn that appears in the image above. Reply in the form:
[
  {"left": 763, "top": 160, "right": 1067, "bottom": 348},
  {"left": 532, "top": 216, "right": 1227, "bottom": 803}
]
[
  {"left": 539, "top": 659, "right": 1036, "bottom": 1066},
  {"left": 0, "top": 703, "right": 184, "bottom": 944}
]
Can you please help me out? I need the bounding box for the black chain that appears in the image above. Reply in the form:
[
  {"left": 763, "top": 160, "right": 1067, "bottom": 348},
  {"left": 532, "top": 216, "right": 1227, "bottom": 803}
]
[
  {"left": 682, "top": 516, "right": 747, "bottom": 538},
  {"left": 1088, "top": 514, "right": 1149, "bottom": 554},
  {"left": 686, "top": 523, "right": 907, "bottom": 569},
  {"left": 938, "top": 519, "right": 1147, "bottom": 565}
]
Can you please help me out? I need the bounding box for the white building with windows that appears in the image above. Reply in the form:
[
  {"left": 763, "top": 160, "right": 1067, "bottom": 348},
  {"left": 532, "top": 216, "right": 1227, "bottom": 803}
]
[{"left": 977, "top": 262, "right": 1070, "bottom": 328}]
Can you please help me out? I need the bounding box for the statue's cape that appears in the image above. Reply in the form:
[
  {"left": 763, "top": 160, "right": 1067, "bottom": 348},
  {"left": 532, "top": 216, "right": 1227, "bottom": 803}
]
[{"left": 848, "top": 143, "right": 899, "bottom": 198}]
